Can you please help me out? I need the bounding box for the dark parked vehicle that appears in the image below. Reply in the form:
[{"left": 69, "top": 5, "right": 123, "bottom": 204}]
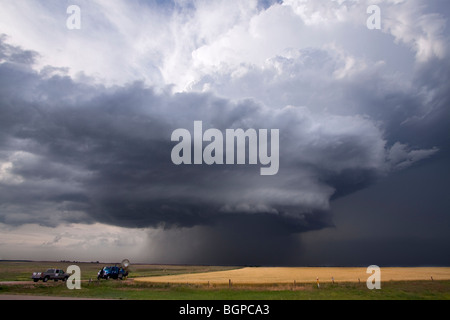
[
  {"left": 97, "top": 266, "right": 128, "bottom": 280},
  {"left": 31, "top": 268, "right": 69, "bottom": 282}
]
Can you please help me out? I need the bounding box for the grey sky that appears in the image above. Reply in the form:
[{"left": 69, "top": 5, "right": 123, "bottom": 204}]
[{"left": 0, "top": 0, "right": 449, "bottom": 266}]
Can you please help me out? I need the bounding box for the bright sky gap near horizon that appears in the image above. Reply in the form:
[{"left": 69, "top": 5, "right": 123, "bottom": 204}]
[{"left": 0, "top": 0, "right": 449, "bottom": 266}]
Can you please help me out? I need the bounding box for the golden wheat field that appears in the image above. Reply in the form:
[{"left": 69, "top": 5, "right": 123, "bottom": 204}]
[{"left": 135, "top": 267, "right": 450, "bottom": 285}]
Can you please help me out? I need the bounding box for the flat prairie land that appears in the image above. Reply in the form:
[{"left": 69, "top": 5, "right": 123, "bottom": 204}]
[
  {"left": 1, "top": 262, "right": 449, "bottom": 299},
  {"left": 135, "top": 267, "right": 450, "bottom": 285},
  {"left": 0, "top": 260, "right": 238, "bottom": 282}
]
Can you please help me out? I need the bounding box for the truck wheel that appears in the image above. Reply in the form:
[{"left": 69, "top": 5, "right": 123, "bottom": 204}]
[
  {"left": 118, "top": 274, "right": 123, "bottom": 280},
  {"left": 33, "top": 279, "right": 39, "bottom": 283},
  {"left": 43, "top": 276, "right": 49, "bottom": 282}
]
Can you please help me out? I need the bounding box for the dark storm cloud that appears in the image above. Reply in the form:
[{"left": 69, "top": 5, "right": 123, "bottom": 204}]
[
  {"left": 0, "top": 35, "right": 444, "bottom": 240},
  {"left": 300, "top": 151, "right": 450, "bottom": 267},
  {"left": 145, "top": 213, "right": 317, "bottom": 266},
  {"left": 0, "top": 35, "right": 37, "bottom": 65}
]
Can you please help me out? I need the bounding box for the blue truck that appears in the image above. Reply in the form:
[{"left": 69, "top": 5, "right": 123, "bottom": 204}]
[{"left": 97, "top": 266, "right": 128, "bottom": 280}]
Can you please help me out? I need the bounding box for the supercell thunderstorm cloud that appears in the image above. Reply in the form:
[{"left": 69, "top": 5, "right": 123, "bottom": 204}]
[{"left": 0, "top": 0, "right": 449, "bottom": 265}]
